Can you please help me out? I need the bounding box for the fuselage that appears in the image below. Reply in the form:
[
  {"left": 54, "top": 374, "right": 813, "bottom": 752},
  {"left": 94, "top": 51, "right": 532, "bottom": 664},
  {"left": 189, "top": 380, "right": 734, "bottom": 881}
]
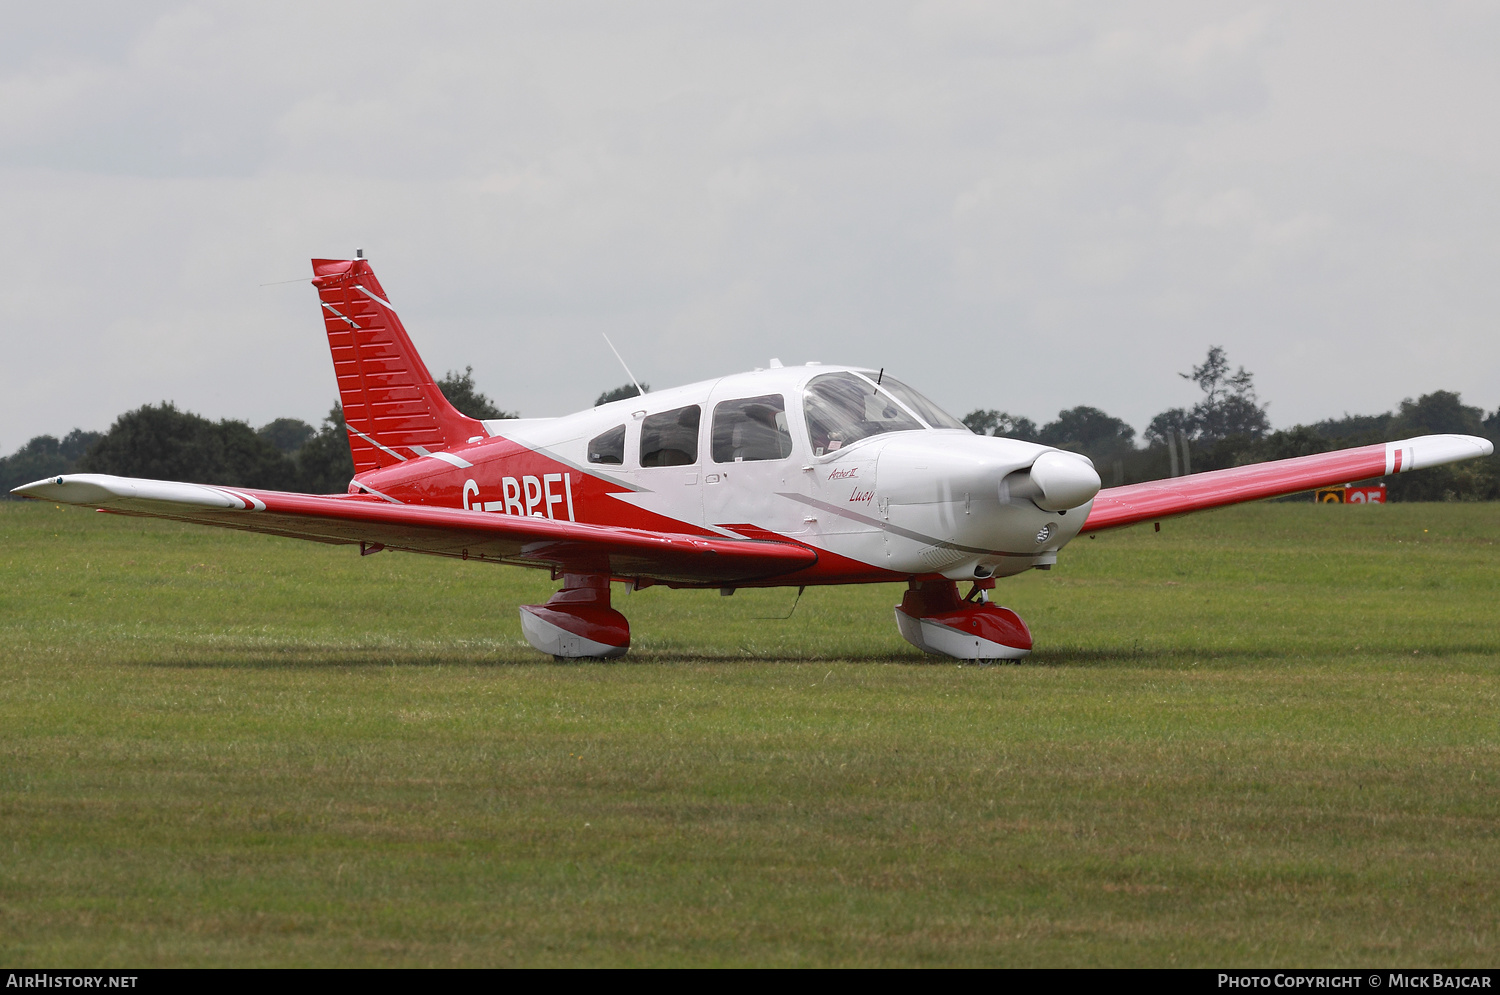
[{"left": 349, "top": 364, "right": 1097, "bottom": 587}]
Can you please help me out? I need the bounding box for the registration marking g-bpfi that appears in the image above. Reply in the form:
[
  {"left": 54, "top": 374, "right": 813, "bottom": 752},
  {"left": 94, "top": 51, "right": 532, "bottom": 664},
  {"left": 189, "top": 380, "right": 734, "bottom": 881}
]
[{"left": 464, "top": 473, "right": 577, "bottom": 520}]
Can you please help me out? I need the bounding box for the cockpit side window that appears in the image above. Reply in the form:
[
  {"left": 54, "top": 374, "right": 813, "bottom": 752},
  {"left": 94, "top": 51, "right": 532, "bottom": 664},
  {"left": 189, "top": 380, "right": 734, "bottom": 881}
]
[
  {"left": 803, "top": 372, "right": 923, "bottom": 456},
  {"left": 588, "top": 424, "right": 626, "bottom": 465},
  {"left": 712, "top": 394, "right": 792, "bottom": 463},
  {"left": 640, "top": 405, "right": 701, "bottom": 467}
]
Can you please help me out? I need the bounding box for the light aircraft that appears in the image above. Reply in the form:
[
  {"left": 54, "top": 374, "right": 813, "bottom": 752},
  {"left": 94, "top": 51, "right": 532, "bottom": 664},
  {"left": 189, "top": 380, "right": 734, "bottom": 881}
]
[{"left": 14, "top": 255, "right": 1494, "bottom": 660}]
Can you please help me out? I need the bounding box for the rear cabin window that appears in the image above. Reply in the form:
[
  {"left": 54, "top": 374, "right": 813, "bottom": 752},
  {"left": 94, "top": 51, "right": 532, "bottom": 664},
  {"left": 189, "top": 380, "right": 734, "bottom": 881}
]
[
  {"left": 587, "top": 424, "right": 626, "bottom": 465},
  {"left": 640, "top": 405, "right": 701, "bottom": 467},
  {"left": 712, "top": 394, "right": 793, "bottom": 463},
  {"left": 803, "top": 372, "right": 922, "bottom": 455}
]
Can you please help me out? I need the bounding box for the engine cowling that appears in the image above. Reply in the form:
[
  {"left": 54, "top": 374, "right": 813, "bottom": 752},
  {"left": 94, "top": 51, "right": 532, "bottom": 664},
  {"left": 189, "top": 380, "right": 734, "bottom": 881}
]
[{"left": 867, "top": 433, "right": 1096, "bottom": 579}]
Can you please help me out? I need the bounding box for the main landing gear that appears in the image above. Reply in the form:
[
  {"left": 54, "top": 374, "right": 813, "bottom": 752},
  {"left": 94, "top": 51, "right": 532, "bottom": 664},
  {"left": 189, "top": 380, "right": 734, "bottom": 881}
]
[
  {"left": 519, "top": 573, "right": 630, "bottom": 659},
  {"left": 893, "top": 579, "right": 1033, "bottom": 661},
  {"left": 520, "top": 575, "right": 1031, "bottom": 662}
]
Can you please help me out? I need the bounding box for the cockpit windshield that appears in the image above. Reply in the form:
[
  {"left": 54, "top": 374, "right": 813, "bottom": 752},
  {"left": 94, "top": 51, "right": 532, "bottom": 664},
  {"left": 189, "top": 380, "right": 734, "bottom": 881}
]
[
  {"left": 803, "top": 371, "right": 965, "bottom": 456},
  {"left": 873, "top": 375, "right": 969, "bottom": 431}
]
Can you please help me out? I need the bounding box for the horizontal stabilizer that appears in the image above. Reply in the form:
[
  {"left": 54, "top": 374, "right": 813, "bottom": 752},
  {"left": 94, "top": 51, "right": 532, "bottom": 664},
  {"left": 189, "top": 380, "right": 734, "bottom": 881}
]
[{"left": 1083, "top": 434, "right": 1493, "bottom": 532}]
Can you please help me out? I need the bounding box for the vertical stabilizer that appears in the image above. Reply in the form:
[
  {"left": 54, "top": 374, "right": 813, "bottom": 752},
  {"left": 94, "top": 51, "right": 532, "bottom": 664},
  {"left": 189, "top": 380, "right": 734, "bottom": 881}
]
[{"left": 311, "top": 257, "right": 486, "bottom": 475}]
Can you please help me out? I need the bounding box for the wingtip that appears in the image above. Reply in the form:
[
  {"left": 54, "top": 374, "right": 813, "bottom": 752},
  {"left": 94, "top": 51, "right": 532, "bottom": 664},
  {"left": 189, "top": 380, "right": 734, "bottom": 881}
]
[
  {"left": 11, "top": 476, "right": 68, "bottom": 499},
  {"left": 11, "top": 473, "right": 151, "bottom": 507},
  {"left": 1401, "top": 434, "right": 1495, "bottom": 469}
]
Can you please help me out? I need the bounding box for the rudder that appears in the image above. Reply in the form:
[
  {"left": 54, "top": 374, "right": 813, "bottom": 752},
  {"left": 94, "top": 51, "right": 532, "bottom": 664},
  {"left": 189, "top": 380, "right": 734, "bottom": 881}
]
[{"left": 311, "top": 257, "right": 486, "bottom": 475}]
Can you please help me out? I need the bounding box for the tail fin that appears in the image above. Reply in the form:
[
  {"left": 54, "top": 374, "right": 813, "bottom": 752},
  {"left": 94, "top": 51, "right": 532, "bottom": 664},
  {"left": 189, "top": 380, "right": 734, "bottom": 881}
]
[{"left": 311, "top": 257, "right": 486, "bottom": 475}]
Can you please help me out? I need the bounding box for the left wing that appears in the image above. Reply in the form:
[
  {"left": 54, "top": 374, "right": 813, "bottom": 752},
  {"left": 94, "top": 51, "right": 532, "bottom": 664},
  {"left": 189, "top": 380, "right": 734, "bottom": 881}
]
[
  {"left": 12, "top": 474, "right": 817, "bottom": 585},
  {"left": 1082, "top": 434, "right": 1493, "bottom": 533}
]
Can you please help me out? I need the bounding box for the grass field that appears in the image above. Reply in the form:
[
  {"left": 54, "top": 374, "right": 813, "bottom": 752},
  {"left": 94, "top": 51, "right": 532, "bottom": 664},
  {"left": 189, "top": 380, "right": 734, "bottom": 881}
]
[{"left": 1, "top": 499, "right": 1497, "bottom": 967}]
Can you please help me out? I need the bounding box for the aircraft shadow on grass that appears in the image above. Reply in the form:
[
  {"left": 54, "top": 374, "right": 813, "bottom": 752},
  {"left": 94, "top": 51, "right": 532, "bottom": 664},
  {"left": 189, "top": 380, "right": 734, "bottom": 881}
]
[{"left": 121, "top": 640, "right": 1500, "bottom": 670}]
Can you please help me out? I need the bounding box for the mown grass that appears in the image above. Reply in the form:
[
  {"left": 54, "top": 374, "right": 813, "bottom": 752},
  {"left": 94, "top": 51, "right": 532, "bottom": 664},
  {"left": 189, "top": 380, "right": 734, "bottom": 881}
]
[{"left": 0, "top": 499, "right": 1496, "bottom": 967}]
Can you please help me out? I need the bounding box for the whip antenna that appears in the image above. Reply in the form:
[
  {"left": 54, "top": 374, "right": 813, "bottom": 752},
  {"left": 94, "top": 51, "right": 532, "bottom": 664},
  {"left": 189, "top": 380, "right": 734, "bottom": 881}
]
[{"left": 602, "top": 334, "right": 646, "bottom": 397}]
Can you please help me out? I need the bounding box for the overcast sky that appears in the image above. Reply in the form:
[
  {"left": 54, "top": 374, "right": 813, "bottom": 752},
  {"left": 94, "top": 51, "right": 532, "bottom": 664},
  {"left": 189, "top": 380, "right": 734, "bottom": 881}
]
[{"left": 3, "top": 1, "right": 1498, "bottom": 451}]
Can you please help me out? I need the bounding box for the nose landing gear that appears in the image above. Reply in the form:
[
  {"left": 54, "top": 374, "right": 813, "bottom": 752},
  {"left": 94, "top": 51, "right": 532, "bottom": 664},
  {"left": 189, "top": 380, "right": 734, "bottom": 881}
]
[
  {"left": 519, "top": 573, "right": 630, "bottom": 658},
  {"left": 894, "top": 579, "right": 1032, "bottom": 660}
]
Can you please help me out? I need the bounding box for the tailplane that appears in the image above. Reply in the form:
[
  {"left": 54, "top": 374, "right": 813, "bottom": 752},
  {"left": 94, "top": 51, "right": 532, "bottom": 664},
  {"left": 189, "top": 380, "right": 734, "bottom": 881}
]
[{"left": 311, "top": 256, "right": 486, "bottom": 475}]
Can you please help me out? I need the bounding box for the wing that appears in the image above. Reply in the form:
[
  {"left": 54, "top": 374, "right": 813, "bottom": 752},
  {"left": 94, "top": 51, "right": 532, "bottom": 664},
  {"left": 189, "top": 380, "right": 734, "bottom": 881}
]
[
  {"left": 12, "top": 474, "right": 816, "bottom": 585},
  {"left": 1082, "top": 434, "right": 1493, "bottom": 533}
]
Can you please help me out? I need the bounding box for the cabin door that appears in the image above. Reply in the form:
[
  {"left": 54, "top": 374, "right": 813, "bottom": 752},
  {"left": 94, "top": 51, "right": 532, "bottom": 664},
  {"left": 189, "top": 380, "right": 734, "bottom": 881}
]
[{"left": 702, "top": 386, "right": 809, "bottom": 538}]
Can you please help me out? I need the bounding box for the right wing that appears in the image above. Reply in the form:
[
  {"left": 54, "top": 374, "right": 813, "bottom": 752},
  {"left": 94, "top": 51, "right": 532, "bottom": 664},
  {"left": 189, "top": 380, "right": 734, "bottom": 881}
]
[
  {"left": 12, "top": 474, "right": 817, "bottom": 586},
  {"left": 1082, "top": 434, "right": 1493, "bottom": 533}
]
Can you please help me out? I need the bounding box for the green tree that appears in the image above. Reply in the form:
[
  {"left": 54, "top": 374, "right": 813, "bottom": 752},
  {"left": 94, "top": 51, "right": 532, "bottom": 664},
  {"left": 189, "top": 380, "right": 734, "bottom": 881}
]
[
  {"left": 1394, "top": 390, "right": 1484, "bottom": 436},
  {"left": 1038, "top": 406, "right": 1136, "bottom": 462},
  {"left": 258, "top": 418, "right": 316, "bottom": 455},
  {"left": 1144, "top": 407, "right": 1192, "bottom": 448},
  {"left": 1309, "top": 411, "right": 1393, "bottom": 444},
  {"left": 78, "top": 403, "right": 298, "bottom": 489},
  {"left": 961, "top": 409, "right": 1040, "bottom": 441},
  {"left": 0, "top": 429, "right": 103, "bottom": 496},
  {"left": 1149, "top": 346, "right": 1270, "bottom": 448},
  {"left": 1241, "top": 426, "right": 1333, "bottom": 463},
  {"left": 595, "top": 382, "right": 649, "bottom": 406},
  {"left": 438, "top": 366, "right": 514, "bottom": 420},
  {"left": 1184, "top": 346, "right": 1270, "bottom": 443},
  {"left": 294, "top": 404, "right": 357, "bottom": 494}
]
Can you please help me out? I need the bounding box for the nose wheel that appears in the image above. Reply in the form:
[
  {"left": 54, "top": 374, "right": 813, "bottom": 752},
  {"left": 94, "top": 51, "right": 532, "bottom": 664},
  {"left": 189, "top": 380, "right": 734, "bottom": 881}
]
[
  {"left": 894, "top": 579, "right": 1032, "bottom": 660},
  {"left": 520, "top": 573, "right": 630, "bottom": 658}
]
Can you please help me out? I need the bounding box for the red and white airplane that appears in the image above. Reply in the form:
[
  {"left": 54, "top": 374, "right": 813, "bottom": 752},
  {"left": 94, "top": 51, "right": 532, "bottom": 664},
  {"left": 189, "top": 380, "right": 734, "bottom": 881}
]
[{"left": 15, "top": 256, "right": 1495, "bottom": 660}]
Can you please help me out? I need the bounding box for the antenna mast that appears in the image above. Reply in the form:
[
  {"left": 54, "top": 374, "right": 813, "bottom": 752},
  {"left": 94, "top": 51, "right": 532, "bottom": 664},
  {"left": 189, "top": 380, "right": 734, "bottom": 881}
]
[{"left": 602, "top": 334, "right": 646, "bottom": 398}]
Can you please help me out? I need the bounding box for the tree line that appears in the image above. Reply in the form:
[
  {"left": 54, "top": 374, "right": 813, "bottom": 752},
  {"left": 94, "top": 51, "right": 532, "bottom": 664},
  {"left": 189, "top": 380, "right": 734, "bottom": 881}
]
[
  {"left": 0, "top": 368, "right": 507, "bottom": 497},
  {"left": 961, "top": 347, "right": 1500, "bottom": 500},
  {"left": 3, "top": 353, "right": 1497, "bottom": 500}
]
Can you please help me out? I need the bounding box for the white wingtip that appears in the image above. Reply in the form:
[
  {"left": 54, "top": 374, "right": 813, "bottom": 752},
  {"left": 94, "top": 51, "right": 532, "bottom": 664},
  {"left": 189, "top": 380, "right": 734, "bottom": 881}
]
[
  {"left": 10, "top": 474, "right": 251, "bottom": 510},
  {"left": 1389, "top": 434, "right": 1494, "bottom": 474}
]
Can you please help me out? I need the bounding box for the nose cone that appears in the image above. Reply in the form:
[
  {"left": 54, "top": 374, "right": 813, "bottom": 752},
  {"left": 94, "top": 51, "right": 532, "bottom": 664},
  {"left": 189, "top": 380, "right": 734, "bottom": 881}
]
[{"left": 1028, "top": 451, "right": 1101, "bottom": 511}]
